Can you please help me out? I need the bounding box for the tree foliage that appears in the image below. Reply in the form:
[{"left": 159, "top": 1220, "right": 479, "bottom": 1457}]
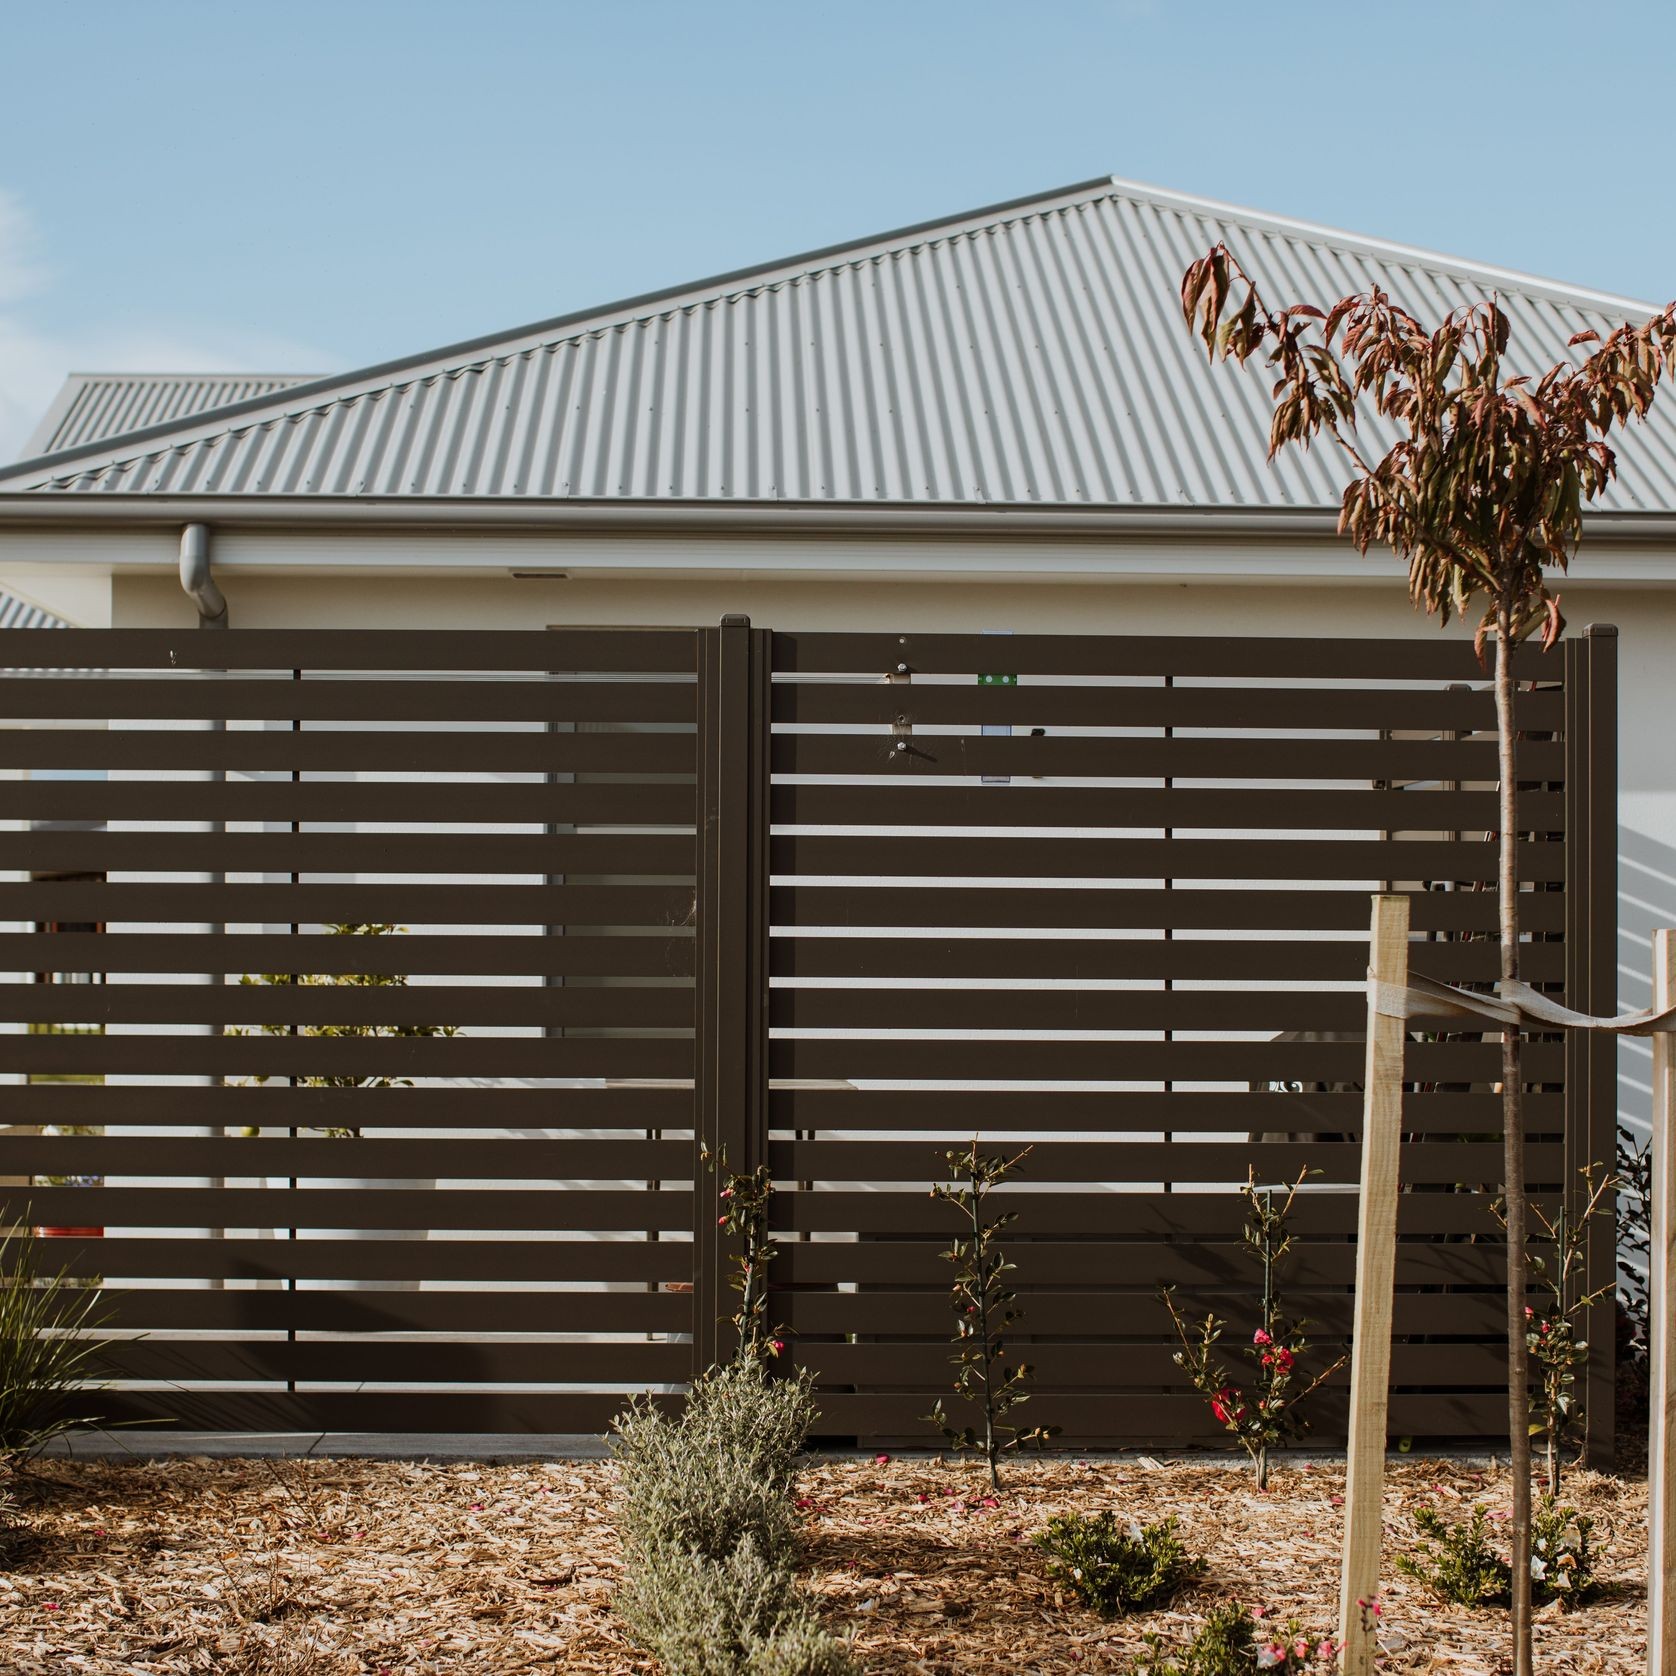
[
  {"left": 1181, "top": 246, "right": 1676, "bottom": 655},
  {"left": 237, "top": 922, "right": 459, "bottom": 1137}
]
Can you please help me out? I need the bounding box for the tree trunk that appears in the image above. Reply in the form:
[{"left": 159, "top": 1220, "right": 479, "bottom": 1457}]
[{"left": 1494, "top": 610, "right": 1534, "bottom": 1676}]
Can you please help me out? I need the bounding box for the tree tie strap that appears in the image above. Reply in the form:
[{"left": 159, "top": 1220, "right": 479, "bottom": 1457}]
[{"left": 1369, "top": 969, "right": 1676, "bottom": 1035}]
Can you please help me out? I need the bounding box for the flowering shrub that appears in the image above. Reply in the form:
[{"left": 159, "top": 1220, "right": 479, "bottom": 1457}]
[
  {"left": 1161, "top": 1170, "right": 1346, "bottom": 1489},
  {"left": 924, "top": 1141, "right": 1057, "bottom": 1488},
  {"left": 1033, "top": 1512, "right": 1200, "bottom": 1618},
  {"left": 1395, "top": 1497, "right": 1596, "bottom": 1609},
  {"left": 1250, "top": 1622, "right": 1339, "bottom": 1672},
  {"left": 1134, "top": 1603, "right": 1335, "bottom": 1675},
  {"left": 1494, "top": 1165, "right": 1615, "bottom": 1494}
]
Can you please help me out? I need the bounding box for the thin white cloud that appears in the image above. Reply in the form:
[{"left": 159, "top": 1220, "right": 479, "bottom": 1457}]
[{"left": 0, "top": 188, "right": 331, "bottom": 464}]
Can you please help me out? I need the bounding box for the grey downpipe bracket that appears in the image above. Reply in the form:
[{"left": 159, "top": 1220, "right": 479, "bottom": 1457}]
[{"left": 179, "top": 522, "right": 227, "bottom": 627}]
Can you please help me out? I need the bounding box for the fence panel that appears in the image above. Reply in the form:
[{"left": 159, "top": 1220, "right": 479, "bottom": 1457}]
[
  {"left": 766, "top": 627, "right": 1613, "bottom": 1454},
  {"left": 0, "top": 627, "right": 699, "bottom": 1434}
]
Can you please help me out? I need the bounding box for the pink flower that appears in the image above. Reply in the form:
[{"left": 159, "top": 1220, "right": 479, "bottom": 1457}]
[
  {"left": 1253, "top": 1328, "right": 1272, "bottom": 1346},
  {"left": 1210, "top": 1384, "right": 1246, "bottom": 1424},
  {"left": 469, "top": 1503, "right": 483, "bottom": 1512},
  {"left": 1255, "top": 1644, "right": 1286, "bottom": 1669},
  {"left": 720, "top": 1187, "right": 734, "bottom": 1199},
  {"left": 1251, "top": 1606, "right": 1267, "bottom": 1620},
  {"left": 1294, "top": 1638, "right": 1311, "bottom": 1658},
  {"left": 795, "top": 1497, "right": 813, "bottom": 1511},
  {"left": 874, "top": 1453, "right": 891, "bottom": 1465},
  {"left": 1524, "top": 1305, "right": 1534, "bottom": 1319},
  {"left": 717, "top": 1215, "right": 729, "bottom": 1226},
  {"left": 770, "top": 1339, "right": 786, "bottom": 1356}
]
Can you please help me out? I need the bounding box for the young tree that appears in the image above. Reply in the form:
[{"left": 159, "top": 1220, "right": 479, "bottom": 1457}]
[
  {"left": 925, "top": 1142, "right": 1057, "bottom": 1488},
  {"left": 1179, "top": 250, "right": 1675, "bottom": 1675}
]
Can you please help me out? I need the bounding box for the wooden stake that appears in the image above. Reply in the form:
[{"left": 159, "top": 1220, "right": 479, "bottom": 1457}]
[
  {"left": 1650, "top": 928, "right": 1676, "bottom": 1676},
  {"left": 1337, "top": 893, "right": 1409, "bottom": 1676}
]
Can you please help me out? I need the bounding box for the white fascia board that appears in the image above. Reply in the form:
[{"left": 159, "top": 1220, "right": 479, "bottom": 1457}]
[{"left": 4, "top": 518, "right": 1676, "bottom": 587}]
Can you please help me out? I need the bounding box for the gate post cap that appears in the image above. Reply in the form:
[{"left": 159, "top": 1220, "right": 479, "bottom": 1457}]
[{"left": 720, "top": 613, "right": 752, "bottom": 628}]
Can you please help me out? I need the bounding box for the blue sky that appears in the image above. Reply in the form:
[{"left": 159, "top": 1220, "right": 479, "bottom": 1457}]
[{"left": 2, "top": 0, "right": 1672, "bottom": 458}]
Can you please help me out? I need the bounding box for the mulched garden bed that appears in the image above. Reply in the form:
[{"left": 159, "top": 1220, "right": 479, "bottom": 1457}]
[{"left": 0, "top": 1454, "right": 1647, "bottom": 1674}]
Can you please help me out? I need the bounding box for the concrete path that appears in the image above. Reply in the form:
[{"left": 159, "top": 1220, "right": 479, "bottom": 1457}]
[{"left": 43, "top": 1431, "right": 614, "bottom": 1461}]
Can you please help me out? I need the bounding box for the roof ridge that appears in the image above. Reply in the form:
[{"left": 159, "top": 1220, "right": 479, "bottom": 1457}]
[
  {"left": 57, "top": 369, "right": 320, "bottom": 382},
  {"left": 1099, "top": 173, "right": 1662, "bottom": 315}
]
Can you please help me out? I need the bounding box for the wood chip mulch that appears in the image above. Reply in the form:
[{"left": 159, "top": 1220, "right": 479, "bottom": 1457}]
[{"left": 0, "top": 1454, "right": 1647, "bottom": 1674}]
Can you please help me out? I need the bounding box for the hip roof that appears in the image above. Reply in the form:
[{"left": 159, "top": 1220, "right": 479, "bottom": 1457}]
[{"left": 7, "top": 176, "right": 1674, "bottom": 515}]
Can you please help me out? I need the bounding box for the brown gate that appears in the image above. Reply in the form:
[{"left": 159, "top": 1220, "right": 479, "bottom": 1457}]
[{"left": 0, "top": 622, "right": 1616, "bottom": 1452}]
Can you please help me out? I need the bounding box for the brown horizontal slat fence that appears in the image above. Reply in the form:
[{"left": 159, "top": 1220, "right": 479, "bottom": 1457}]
[
  {"left": 0, "top": 627, "right": 702, "bottom": 1437},
  {"left": 0, "top": 622, "right": 1615, "bottom": 1452},
  {"left": 764, "top": 624, "right": 1616, "bottom": 1457}
]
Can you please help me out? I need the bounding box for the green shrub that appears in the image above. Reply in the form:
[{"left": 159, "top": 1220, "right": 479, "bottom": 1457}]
[
  {"left": 1132, "top": 1601, "right": 1255, "bottom": 1675},
  {"left": 1530, "top": 1498, "right": 1598, "bottom": 1605},
  {"left": 1, "top": 1223, "right": 114, "bottom": 1463},
  {"left": 1394, "top": 1503, "right": 1507, "bottom": 1607},
  {"left": 1034, "top": 1512, "right": 1201, "bottom": 1617},
  {"left": 615, "top": 1534, "right": 856, "bottom": 1676},
  {"left": 612, "top": 1358, "right": 818, "bottom": 1568},
  {"left": 1135, "top": 1605, "right": 1337, "bottom": 1675},
  {"left": 1395, "top": 1497, "right": 1596, "bottom": 1609}
]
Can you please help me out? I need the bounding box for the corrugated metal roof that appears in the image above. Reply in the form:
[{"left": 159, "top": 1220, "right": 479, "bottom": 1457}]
[
  {"left": 7, "top": 176, "right": 1675, "bottom": 511},
  {"left": 21, "top": 372, "right": 319, "bottom": 459},
  {"left": 0, "top": 591, "right": 64, "bottom": 629}
]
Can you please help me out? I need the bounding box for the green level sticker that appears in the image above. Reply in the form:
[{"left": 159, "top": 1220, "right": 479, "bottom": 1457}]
[{"left": 977, "top": 673, "right": 1017, "bottom": 686}]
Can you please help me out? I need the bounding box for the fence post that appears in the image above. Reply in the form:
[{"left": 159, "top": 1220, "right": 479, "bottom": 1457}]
[
  {"left": 1650, "top": 930, "right": 1676, "bottom": 1676},
  {"left": 1566, "top": 623, "right": 1619, "bottom": 1466},
  {"left": 693, "top": 615, "right": 772, "bottom": 1371},
  {"left": 1337, "top": 892, "right": 1409, "bottom": 1676}
]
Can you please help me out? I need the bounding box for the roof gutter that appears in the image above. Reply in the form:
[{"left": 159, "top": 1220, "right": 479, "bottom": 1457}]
[{"left": 2, "top": 495, "right": 1676, "bottom": 544}]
